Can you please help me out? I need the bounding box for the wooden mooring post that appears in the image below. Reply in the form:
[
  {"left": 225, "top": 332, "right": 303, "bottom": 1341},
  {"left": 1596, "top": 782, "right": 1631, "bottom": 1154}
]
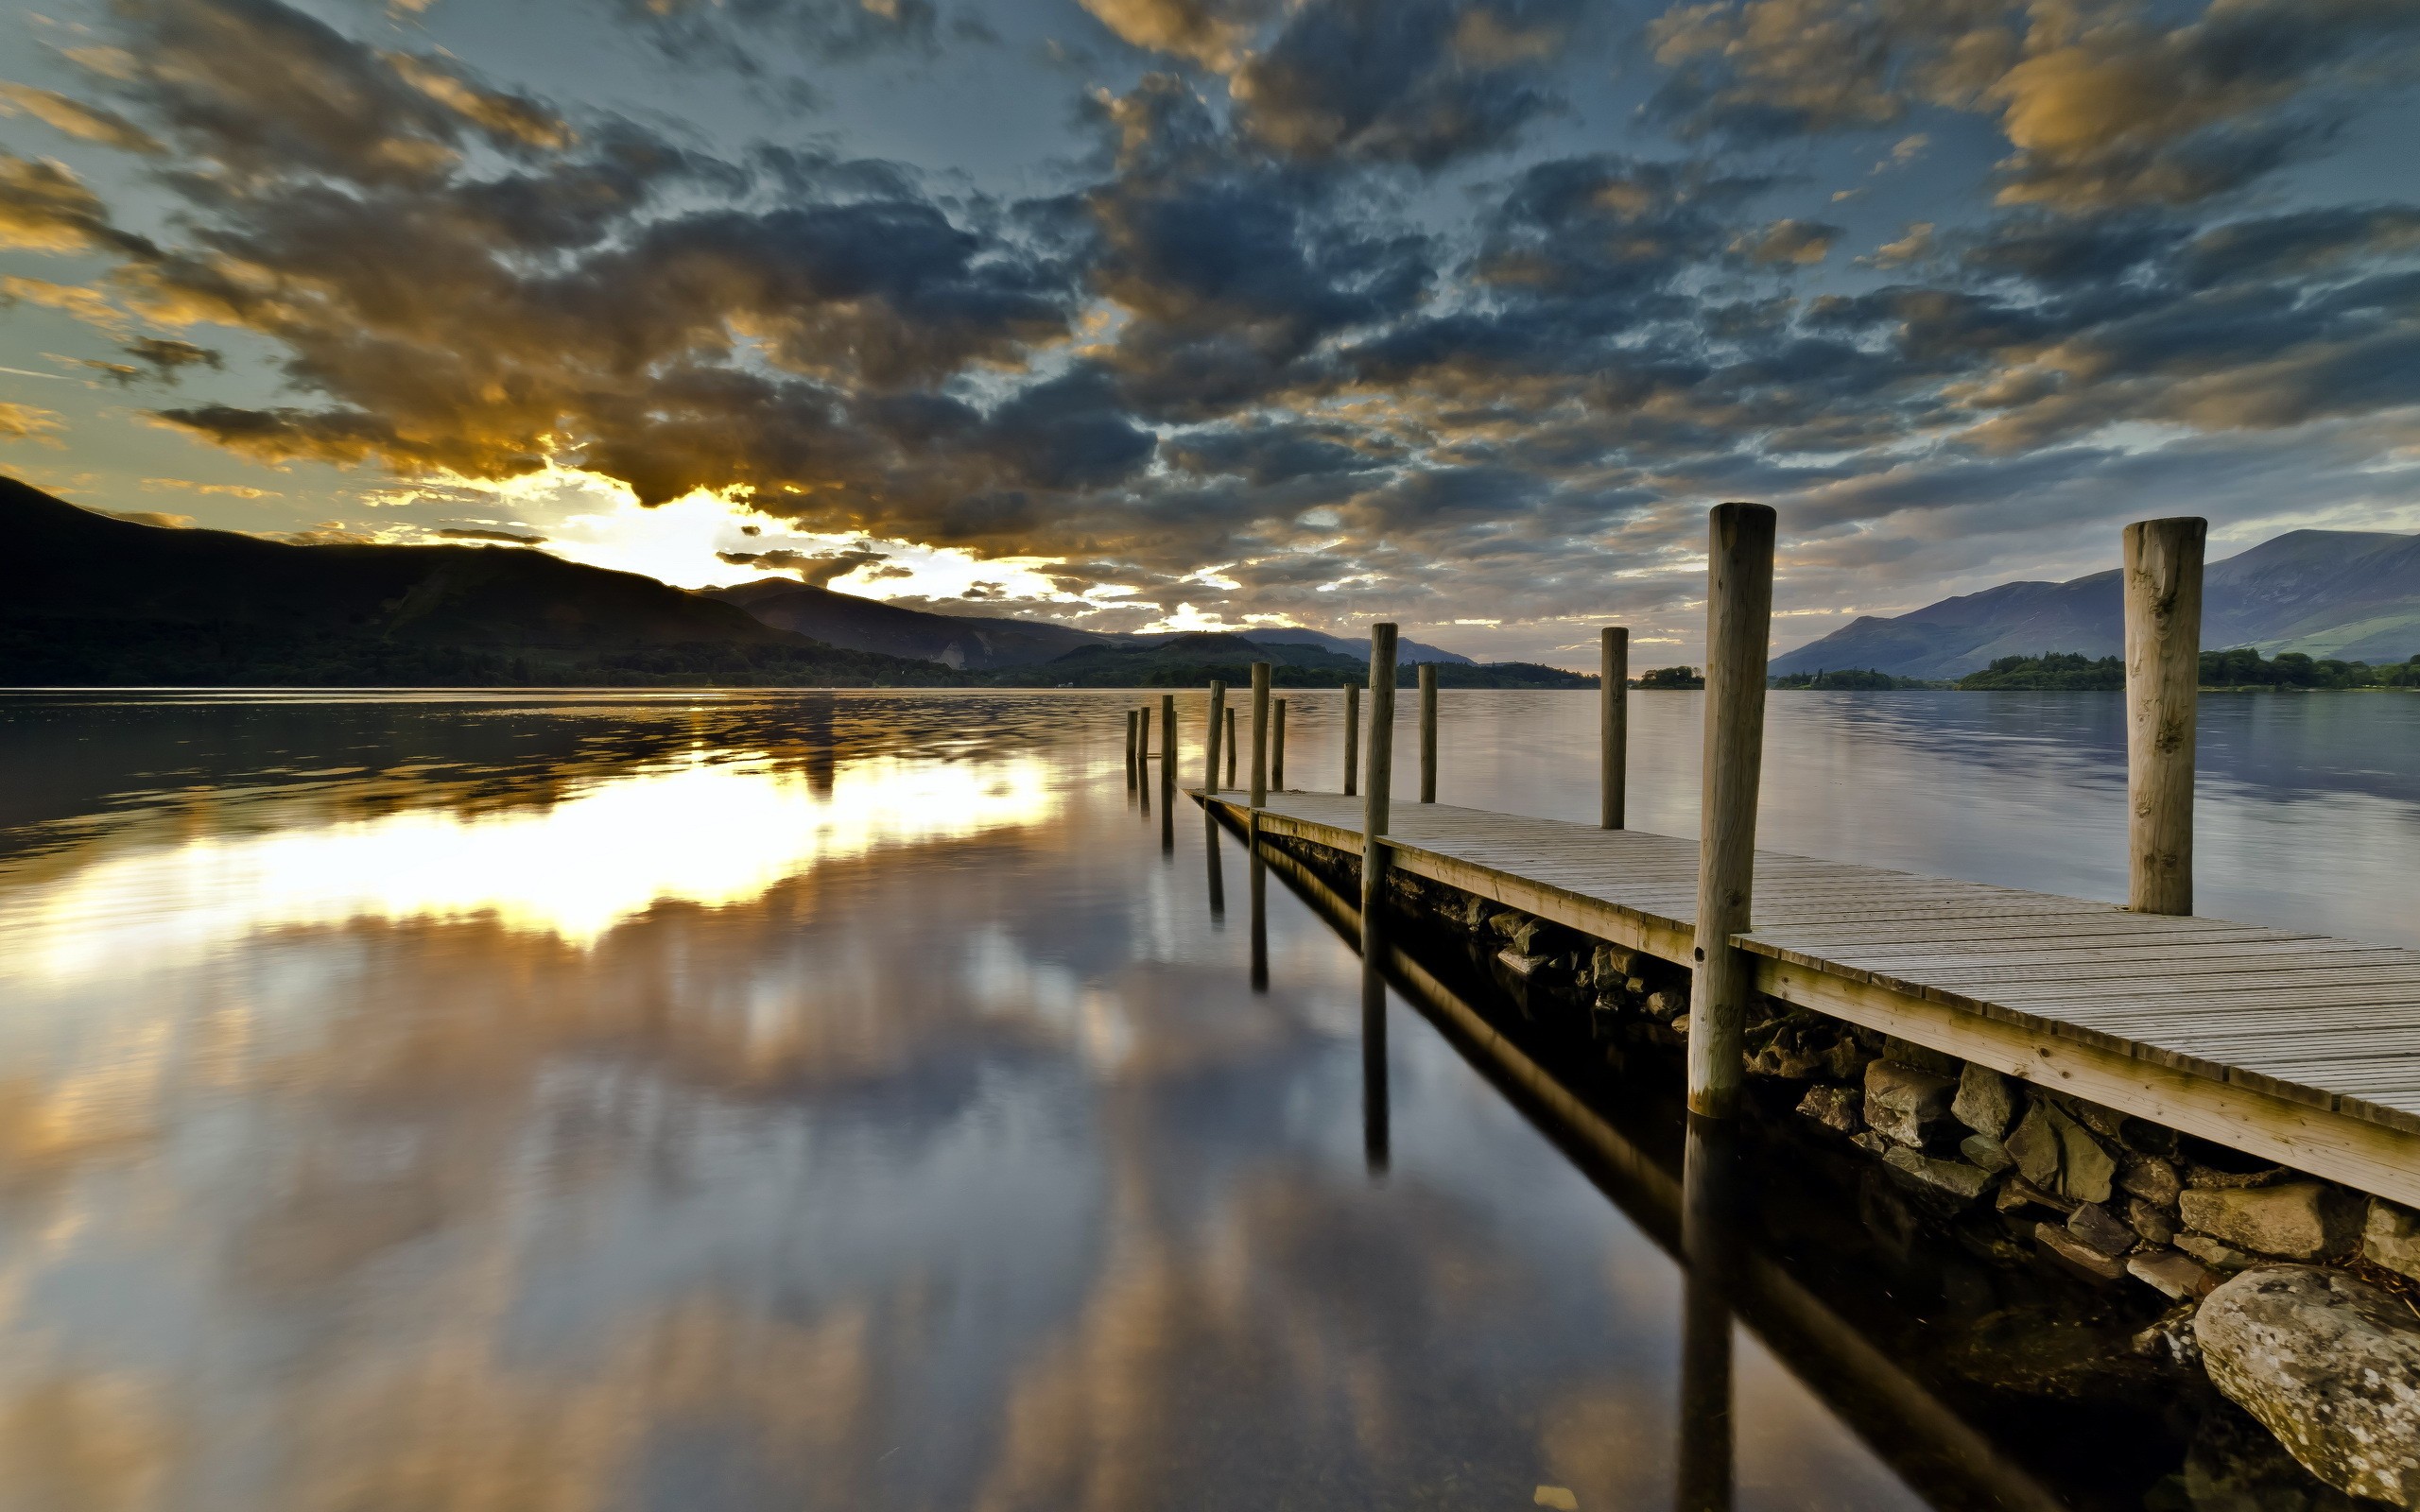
[
  {"left": 1159, "top": 695, "right": 1176, "bottom": 778},
  {"left": 1361, "top": 624, "right": 1399, "bottom": 954},
  {"left": 1688, "top": 503, "right": 1776, "bottom": 1120},
  {"left": 1225, "top": 707, "right": 1237, "bottom": 787},
  {"left": 1137, "top": 702, "right": 1151, "bottom": 763},
  {"left": 1204, "top": 680, "right": 1226, "bottom": 791},
  {"left": 2124, "top": 517, "right": 2205, "bottom": 917},
  {"left": 1601, "top": 627, "right": 1628, "bottom": 830},
  {"left": 1418, "top": 663, "right": 1438, "bottom": 803},
  {"left": 1249, "top": 663, "right": 1271, "bottom": 829},
  {"left": 1125, "top": 708, "right": 1137, "bottom": 784},
  {"left": 1343, "top": 682, "right": 1360, "bottom": 797},
  {"left": 1272, "top": 698, "right": 1288, "bottom": 791}
]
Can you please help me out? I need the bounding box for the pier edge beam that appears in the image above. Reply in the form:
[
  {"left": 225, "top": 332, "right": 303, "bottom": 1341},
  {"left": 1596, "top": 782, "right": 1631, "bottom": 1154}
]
[
  {"left": 1361, "top": 623, "right": 1400, "bottom": 954},
  {"left": 2124, "top": 516, "right": 2205, "bottom": 917},
  {"left": 1418, "top": 663, "right": 1439, "bottom": 803},
  {"left": 1204, "top": 680, "right": 1227, "bottom": 792},
  {"left": 1687, "top": 502, "right": 1777, "bottom": 1119},
  {"left": 1601, "top": 626, "right": 1629, "bottom": 830},
  {"left": 1343, "top": 681, "right": 1361, "bottom": 798}
]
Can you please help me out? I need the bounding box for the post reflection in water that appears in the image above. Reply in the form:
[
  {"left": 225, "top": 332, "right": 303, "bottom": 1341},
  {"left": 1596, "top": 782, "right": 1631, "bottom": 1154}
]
[
  {"left": 1679, "top": 1114, "right": 1739, "bottom": 1512},
  {"left": 1203, "top": 807, "right": 1225, "bottom": 919},
  {"left": 1360, "top": 959, "right": 1391, "bottom": 1179},
  {"left": 1248, "top": 844, "right": 1269, "bottom": 993}
]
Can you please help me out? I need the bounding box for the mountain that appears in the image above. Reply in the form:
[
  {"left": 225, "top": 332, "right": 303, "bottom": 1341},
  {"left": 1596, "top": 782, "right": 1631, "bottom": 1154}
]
[
  {"left": 1772, "top": 529, "right": 2420, "bottom": 680},
  {"left": 703, "top": 579, "right": 1477, "bottom": 667},
  {"left": 0, "top": 475, "right": 956, "bottom": 686},
  {"left": 701, "top": 578, "right": 1112, "bottom": 670},
  {"left": 1002, "top": 631, "right": 1589, "bottom": 688}
]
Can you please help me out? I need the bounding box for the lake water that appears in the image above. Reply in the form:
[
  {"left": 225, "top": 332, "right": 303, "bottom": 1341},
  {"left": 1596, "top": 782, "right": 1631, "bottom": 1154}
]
[{"left": 0, "top": 687, "right": 2412, "bottom": 1511}]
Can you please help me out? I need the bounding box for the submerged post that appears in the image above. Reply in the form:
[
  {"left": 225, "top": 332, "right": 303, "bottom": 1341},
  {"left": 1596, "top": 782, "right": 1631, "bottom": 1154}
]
[
  {"left": 1205, "top": 680, "right": 1227, "bottom": 790},
  {"left": 1601, "top": 627, "right": 1629, "bottom": 830},
  {"left": 1688, "top": 503, "right": 1776, "bottom": 1120},
  {"left": 1361, "top": 624, "right": 1399, "bottom": 954},
  {"left": 1272, "top": 699, "right": 1288, "bottom": 791},
  {"left": 1418, "top": 663, "right": 1438, "bottom": 803},
  {"left": 2125, "top": 517, "right": 2204, "bottom": 917},
  {"left": 1343, "top": 682, "right": 1361, "bottom": 797},
  {"left": 1249, "top": 662, "right": 1271, "bottom": 813}
]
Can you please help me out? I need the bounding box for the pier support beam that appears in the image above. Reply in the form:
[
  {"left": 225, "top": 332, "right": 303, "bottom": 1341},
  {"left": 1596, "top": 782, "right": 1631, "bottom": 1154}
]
[
  {"left": 1602, "top": 627, "right": 1629, "bottom": 830},
  {"left": 1204, "top": 680, "right": 1226, "bottom": 791},
  {"left": 1361, "top": 623, "right": 1400, "bottom": 955},
  {"left": 1688, "top": 503, "right": 1776, "bottom": 1119},
  {"left": 1418, "top": 662, "right": 1438, "bottom": 803},
  {"left": 1343, "top": 682, "right": 1361, "bottom": 797},
  {"left": 2124, "top": 517, "right": 2205, "bottom": 917}
]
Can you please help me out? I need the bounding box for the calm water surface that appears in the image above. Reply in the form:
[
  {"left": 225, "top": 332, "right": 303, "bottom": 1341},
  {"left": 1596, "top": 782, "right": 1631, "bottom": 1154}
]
[{"left": 0, "top": 688, "right": 2412, "bottom": 1511}]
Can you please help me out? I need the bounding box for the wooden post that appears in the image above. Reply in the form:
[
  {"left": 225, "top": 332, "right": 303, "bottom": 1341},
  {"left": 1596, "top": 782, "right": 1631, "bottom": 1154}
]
[
  {"left": 1225, "top": 707, "right": 1236, "bottom": 787},
  {"left": 1204, "top": 680, "right": 1226, "bottom": 791},
  {"left": 1601, "top": 627, "right": 1629, "bottom": 829},
  {"left": 1125, "top": 708, "right": 1137, "bottom": 780},
  {"left": 1361, "top": 624, "right": 1399, "bottom": 954},
  {"left": 1343, "top": 682, "right": 1360, "bottom": 797},
  {"left": 1272, "top": 699, "right": 1287, "bottom": 791},
  {"left": 1138, "top": 702, "right": 1151, "bottom": 761},
  {"left": 1249, "top": 662, "right": 1271, "bottom": 809},
  {"left": 1160, "top": 695, "right": 1176, "bottom": 781},
  {"left": 2124, "top": 517, "right": 2205, "bottom": 916},
  {"left": 1417, "top": 662, "right": 1438, "bottom": 803},
  {"left": 1688, "top": 503, "right": 1776, "bottom": 1120}
]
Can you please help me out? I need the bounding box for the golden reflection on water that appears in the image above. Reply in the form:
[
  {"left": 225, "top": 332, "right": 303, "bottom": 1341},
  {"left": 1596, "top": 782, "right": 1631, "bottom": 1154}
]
[{"left": 0, "top": 750, "right": 1057, "bottom": 986}]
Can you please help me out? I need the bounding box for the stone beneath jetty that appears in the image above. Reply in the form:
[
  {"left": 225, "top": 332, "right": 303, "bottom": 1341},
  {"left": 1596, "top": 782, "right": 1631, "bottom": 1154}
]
[
  {"left": 2120, "top": 1152, "right": 2183, "bottom": 1207},
  {"left": 2004, "top": 1102, "right": 2117, "bottom": 1204},
  {"left": 2364, "top": 1199, "right": 2420, "bottom": 1283},
  {"left": 2177, "top": 1231, "right": 2258, "bottom": 1273},
  {"left": 1950, "top": 1063, "right": 2015, "bottom": 1138},
  {"left": 2196, "top": 1266, "right": 2420, "bottom": 1508},
  {"left": 1864, "top": 1059, "right": 1957, "bottom": 1147},
  {"left": 2066, "top": 1201, "right": 2135, "bottom": 1259},
  {"left": 1882, "top": 1145, "right": 1996, "bottom": 1203},
  {"left": 1796, "top": 1083, "right": 1862, "bottom": 1133},
  {"left": 2128, "top": 1196, "right": 2178, "bottom": 1246},
  {"left": 2035, "top": 1221, "right": 2127, "bottom": 1280},
  {"left": 1961, "top": 1132, "right": 2014, "bottom": 1174},
  {"left": 2127, "top": 1248, "right": 2219, "bottom": 1301},
  {"left": 2179, "top": 1181, "right": 2364, "bottom": 1262}
]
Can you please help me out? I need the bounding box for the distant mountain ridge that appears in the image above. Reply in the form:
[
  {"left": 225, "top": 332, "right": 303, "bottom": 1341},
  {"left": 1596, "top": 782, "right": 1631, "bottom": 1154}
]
[
  {"left": 1773, "top": 529, "right": 2420, "bottom": 680},
  {"left": 701, "top": 578, "right": 1475, "bottom": 670}
]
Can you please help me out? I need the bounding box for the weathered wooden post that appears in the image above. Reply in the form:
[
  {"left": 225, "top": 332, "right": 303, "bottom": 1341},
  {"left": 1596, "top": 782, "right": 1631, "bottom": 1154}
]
[
  {"left": 1204, "top": 680, "right": 1226, "bottom": 790},
  {"left": 1249, "top": 662, "right": 1271, "bottom": 810},
  {"left": 1138, "top": 703, "right": 1151, "bottom": 763},
  {"left": 1272, "top": 698, "right": 1288, "bottom": 791},
  {"left": 1125, "top": 708, "right": 1138, "bottom": 784},
  {"left": 1343, "top": 681, "right": 1361, "bottom": 797},
  {"left": 2125, "top": 517, "right": 2205, "bottom": 917},
  {"left": 1360, "top": 624, "right": 1399, "bottom": 954},
  {"left": 1601, "top": 627, "right": 1629, "bottom": 829},
  {"left": 1225, "top": 707, "right": 1236, "bottom": 787},
  {"left": 1688, "top": 503, "right": 1776, "bottom": 1120},
  {"left": 1159, "top": 695, "right": 1176, "bottom": 782},
  {"left": 1418, "top": 662, "right": 1438, "bottom": 803}
]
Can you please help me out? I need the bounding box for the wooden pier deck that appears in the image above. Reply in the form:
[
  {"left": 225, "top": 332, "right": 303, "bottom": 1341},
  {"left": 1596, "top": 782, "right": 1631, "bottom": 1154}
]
[{"left": 1193, "top": 785, "right": 2420, "bottom": 1210}]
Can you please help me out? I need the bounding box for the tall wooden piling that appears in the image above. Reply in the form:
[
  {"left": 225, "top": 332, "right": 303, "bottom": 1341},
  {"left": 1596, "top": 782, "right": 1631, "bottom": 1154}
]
[
  {"left": 1125, "top": 708, "right": 1137, "bottom": 783},
  {"left": 1601, "top": 627, "right": 1629, "bottom": 830},
  {"left": 1205, "top": 680, "right": 1226, "bottom": 791},
  {"left": 1418, "top": 663, "right": 1438, "bottom": 804},
  {"left": 1160, "top": 695, "right": 1176, "bottom": 781},
  {"left": 2124, "top": 517, "right": 2205, "bottom": 917},
  {"left": 1272, "top": 699, "right": 1288, "bottom": 791},
  {"left": 1361, "top": 624, "right": 1399, "bottom": 954},
  {"left": 1343, "top": 682, "right": 1361, "bottom": 797},
  {"left": 1688, "top": 503, "right": 1776, "bottom": 1120},
  {"left": 1225, "top": 707, "right": 1237, "bottom": 786},
  {"left": 1138, "top": 703, "right": 1151, "bottom": 762},
  {"left": 1249, "top": 662, "right": 1271, "bottom": 810}
]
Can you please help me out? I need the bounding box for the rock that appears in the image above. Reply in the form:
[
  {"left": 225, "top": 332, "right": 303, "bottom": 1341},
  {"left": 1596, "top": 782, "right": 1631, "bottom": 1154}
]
[
  {"left": 1960, "top": 1132, "right": 2014, "bottom": 1174},
  {"left": 2119, "top": 1153, "right": 2182, "bottom": 1207},
  {"left": 1823, "top": 1040, "right": 1875, "bottom": 1081},
  {"left": 2364, "top": 1200, "right": 2420, "bottom": 1284},
  {"left": 1878, "top": 1037, "right": 1962, "bottom": 1076},
  {"left": 1495, "top": 950, "right": 1554, "bottom": 979},
  {"left": 1998, "top": 1174, "right": 2078, "bottom": 1215},
  {"left": 1882, "top": 1145, "right": 1996, "bottom": 1203},
  {"left": 1668, "top": 1013, "right": 1691, "bottom": 1036},
  {"left": 1644, "top": 988, "right": 1685, "bottom": 1021},
  {"left": 2035, "top": 1221, "right": 2127, "bottom": 1280},
  {"left": 2135, "top": 1306, "right": 2205, "bottom": 1368},
  {"left": 2196, "top": 1266, "right": 2420, "bottom": 1508},
  {"left": 2067, "top": 1201, "right": 2136, "bottom": 1259},
  {"left": 1622, "top": 975, "right": 1646, "bottom": 993},
  {"left": 1851, "top": 1130, "right": 1891, "bottom": 1158},
  {"left": 1864, "top": 1059, "right": 1957, "bottom": 1147},
  {"left": 2188, "top": 1160, "right": 2290, "bottom": 1191},
  {"left": 2003, "top": 1102, "right": 2117, "bottom": 1204},
  {"left": 2177, "top": 1231, "right": 2259, "bottom": 1273},
  {"left": 1512, "top": 919, "right": 1576, "bottom": 956},
  {"left": 2178, "top": 1182, "right": 2364, "bottom": 1262},
  {"left": 1951, "top": 1063, "right": 2016, "bottom": 1137},
  {"left": 2175, "top": 1400, "right": 2367, "bottom": 1512},
  {"left": 2128, "top": 1248, "right": 2219, "bottom": 1301},
  {"left": 1796, "top": 1084, "right": 1862, "bottom": 1134},
  {"left": 2128, "top": 1196, "right": 2178, "bottom": 1246},
  {"left": 2066, "top": 1097, "right": 2130, "bottom": 1141}
]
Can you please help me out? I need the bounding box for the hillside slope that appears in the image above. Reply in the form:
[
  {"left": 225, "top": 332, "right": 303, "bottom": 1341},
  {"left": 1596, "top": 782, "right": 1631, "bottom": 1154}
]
[
  {"left": 701, "top": 579, "right": 1112, "bottom": 669},
  {"left": 1773, "top": 529, "right": 2420, "bottom": 679}
]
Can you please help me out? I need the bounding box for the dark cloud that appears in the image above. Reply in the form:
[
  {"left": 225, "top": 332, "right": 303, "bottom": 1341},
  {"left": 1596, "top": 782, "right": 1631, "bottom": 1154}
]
[
  {"left": 436, "top": 526, "right": 546, "bottom": 544},
  {"left": 715, "top": 542, "right": 891, "bottom": 586}
]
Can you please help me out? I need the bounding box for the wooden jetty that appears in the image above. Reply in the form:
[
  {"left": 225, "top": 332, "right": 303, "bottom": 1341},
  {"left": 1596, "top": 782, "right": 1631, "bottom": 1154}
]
[{"left": 1187, "top": 506, "right": 2420, "bottom": 1211}]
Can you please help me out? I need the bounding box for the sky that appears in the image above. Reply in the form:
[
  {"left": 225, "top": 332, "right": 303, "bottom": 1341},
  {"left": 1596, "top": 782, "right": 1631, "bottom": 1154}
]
[{"left": 3, "top": 0, "right": 2419, "bottom": 667}]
